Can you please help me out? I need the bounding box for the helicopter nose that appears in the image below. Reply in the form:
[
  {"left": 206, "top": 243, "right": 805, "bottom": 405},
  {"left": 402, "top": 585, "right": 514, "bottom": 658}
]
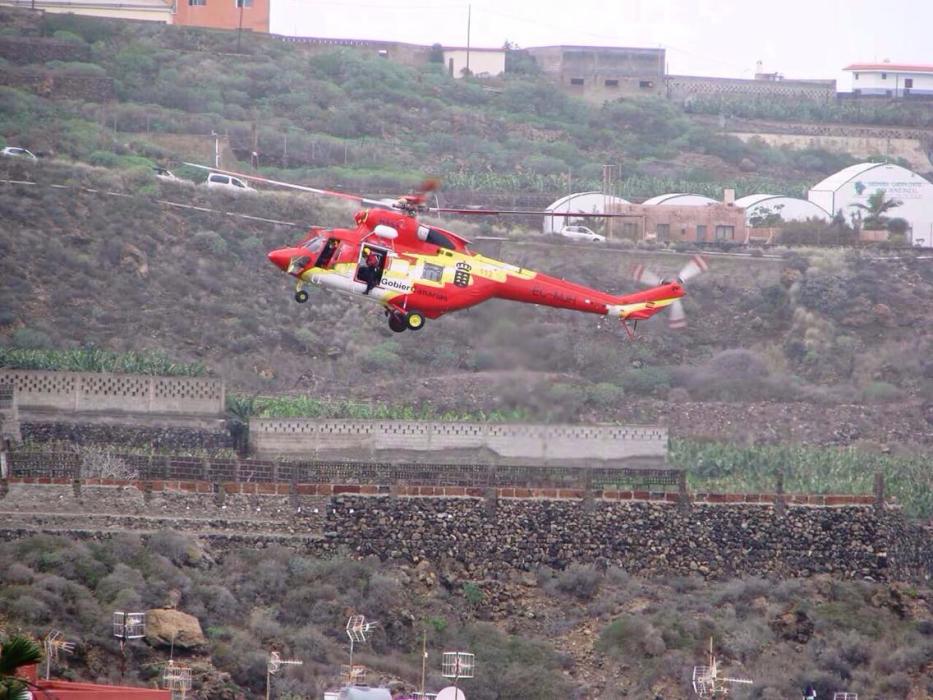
[{"left": 267, "top": 248, "right": 292, "bottom": 271}]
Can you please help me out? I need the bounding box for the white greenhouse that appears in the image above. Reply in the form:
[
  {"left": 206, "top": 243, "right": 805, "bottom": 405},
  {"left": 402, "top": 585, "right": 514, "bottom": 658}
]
[
  {"left": 641, "top": 193, "right": 718, "bottom": 206},
  {"left": 543, "top": 191, "right": 631, "bottom": 233},
  {"left": 808, "top": 163, "right": 933, "bottom": 246},
  {"left": 735, "top": 194, "right": 830, "bottom": 225}
]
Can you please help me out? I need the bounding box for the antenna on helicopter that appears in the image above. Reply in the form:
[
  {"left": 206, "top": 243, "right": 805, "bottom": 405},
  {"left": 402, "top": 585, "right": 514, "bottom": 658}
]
[
  {"left": 691, "top": 638, "right": 753, "bottom": 697},
  {"left": 43, "top": 630, "right": 75, "bottom": 680}
]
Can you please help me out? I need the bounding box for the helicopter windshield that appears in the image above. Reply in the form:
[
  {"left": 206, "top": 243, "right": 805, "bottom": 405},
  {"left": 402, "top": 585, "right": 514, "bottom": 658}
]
[{"left": 302, "top": 237, "right": 325, "bottom": 253}]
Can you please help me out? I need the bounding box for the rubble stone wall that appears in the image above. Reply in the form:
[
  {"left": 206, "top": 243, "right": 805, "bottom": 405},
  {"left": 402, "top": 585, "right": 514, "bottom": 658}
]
[{"left": 2, "top": 481, "right": 927, "bottom": 583}]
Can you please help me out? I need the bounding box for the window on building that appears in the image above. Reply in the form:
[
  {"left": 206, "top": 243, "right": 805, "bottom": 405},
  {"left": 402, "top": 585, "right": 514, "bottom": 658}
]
[
  {"left": 715, "top": 225, "right": 734, "bottom": 241},
  {"left": 905, "top": 78, "right": 914, "bottom": 88},
  {"left": 854, "top": 72, "right": 859, "bottom": 80},
  {"left": 188, "top": 0, "right": 206, "bottom": 5},
  {"left": 881, "top": 72, "right": 887, "bottom": 80},
  {"left": 235, "top": 0, "right": 252, "bottom": 5},
  {"left": 570, "top": 78, "right": 584, "bottom": 86},
  {"left": 696, "top": 225, "right": 707, "bottom": 242},
  {"left": 639, "top": 80, "right": 654, "bottom": 88},
  {"left": 656, "top": 223, "right": 670, "bottom": 240},
  {"left": 604, "top": 79, "right": 619, "bottom": 87},
  {"left": 421, "top": 263, "right": 444, "bottom": 282},
  {"left": 622, "top": 222, "right": 638, "bottom": 239}
]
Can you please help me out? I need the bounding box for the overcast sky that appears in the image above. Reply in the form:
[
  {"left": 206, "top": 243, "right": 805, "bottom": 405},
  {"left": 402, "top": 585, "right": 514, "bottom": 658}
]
[{"left": 271, "top": 0, "right": 931, "bottom": 87}]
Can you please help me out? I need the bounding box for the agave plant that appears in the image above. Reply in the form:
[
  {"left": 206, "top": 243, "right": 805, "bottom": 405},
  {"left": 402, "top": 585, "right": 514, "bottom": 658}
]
[{"left": 0, "top": 635, "right": 43, "bottom": 700}]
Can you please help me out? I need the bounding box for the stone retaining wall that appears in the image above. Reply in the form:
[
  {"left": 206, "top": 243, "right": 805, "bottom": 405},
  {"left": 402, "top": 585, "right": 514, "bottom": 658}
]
[
  {"left": 20, "top": 422, "right": 232, "bottom": 451},
  {"left": 1, "top": 480, "right": 927, "bottom": 582}
]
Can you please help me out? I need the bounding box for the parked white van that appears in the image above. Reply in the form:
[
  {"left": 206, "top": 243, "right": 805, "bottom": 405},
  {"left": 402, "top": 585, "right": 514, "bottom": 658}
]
[{"left": 205, "top": 172, "right": 254, "bottom": 193}]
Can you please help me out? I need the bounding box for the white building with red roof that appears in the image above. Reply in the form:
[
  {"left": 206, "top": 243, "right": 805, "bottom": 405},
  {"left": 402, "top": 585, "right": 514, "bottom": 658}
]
[{"left": 843, "top": 62, "right": 933, "bottom": 97}]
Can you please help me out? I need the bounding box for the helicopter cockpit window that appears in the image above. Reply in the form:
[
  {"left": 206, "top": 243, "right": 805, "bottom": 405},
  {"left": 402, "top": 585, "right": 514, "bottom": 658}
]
[
  {"left": 426, "top": 229, "right": 455, "bottom": 250},
  {"left": 302, "top": 237, "right": 325, "bottom": 253}
]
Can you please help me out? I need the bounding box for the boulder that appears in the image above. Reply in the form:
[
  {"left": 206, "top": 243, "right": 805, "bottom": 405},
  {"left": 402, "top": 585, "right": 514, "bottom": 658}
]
[{"left": 144, "top": 608, "right": 206, "bottom": 649}]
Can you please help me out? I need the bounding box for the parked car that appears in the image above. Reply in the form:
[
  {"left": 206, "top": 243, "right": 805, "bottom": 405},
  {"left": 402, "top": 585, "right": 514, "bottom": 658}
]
[
  {"left": 1, "top": 146, "right": 37, "bottom": 161},
  {"left": 204, "top": 172, "right": 254, "bottom": 193},
  {"left": 558, "top": 225, "right": 605, "bottom": 242}
]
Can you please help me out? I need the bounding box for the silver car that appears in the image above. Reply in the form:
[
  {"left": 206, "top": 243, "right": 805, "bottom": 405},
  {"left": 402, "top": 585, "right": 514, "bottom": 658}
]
[
  {"left": 558, "top": 225, "right": 605, "bottom": 242},
  {"left": 1, "top": 146, "right": 37, "bottom": 161}
]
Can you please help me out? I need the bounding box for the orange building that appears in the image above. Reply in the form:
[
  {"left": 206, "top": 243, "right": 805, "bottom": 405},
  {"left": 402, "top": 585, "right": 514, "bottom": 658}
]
[{"left": 172, "top": 0, "right": 269, "bottom": 33}]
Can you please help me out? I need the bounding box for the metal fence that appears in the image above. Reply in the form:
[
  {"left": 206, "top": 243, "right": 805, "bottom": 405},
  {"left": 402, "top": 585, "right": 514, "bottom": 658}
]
[{"left": 8, "top": 449, "right": 682, "bottom": 489}]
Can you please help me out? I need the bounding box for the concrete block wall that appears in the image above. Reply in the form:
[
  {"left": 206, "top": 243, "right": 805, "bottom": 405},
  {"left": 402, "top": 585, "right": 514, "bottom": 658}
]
[
  {"left": 0, "top": 382, "right": 21, "bottom": 444},
  {"left": 250, "top": 418, "right": 668, "bottom": 462},
  {"left": 0, "top": 370, "right": 225, "bottom": 416},
  {"left": 667, "top": 75, "right": 836, "bottom": 102}
]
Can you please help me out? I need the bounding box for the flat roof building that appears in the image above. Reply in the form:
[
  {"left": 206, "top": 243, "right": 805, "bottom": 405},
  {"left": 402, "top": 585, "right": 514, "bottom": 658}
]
[
  {"left": 525, "top": 45, "right": 665, "bottom": 103},
  {"left": 0, "top": 0, "right": 172, "bottom": 23},
  {"left": 844, "top": 63, "right": 933, "bottom": 97}
]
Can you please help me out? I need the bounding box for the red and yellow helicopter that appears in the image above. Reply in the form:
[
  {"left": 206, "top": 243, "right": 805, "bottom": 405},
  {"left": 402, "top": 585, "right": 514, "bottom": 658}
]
[{"left": 187, "top": 164, "right": 708, "bottom": 335}]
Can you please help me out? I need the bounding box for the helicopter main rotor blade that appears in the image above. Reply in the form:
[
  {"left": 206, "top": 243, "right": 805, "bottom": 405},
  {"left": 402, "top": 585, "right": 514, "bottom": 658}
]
[
  {"left": 183, "top": 163, "right": 392, "bottom": 209},
  {"left": 429, "top": 207, "right": 637, "bottom": 217},
  {"left": 668, "top": 299, "right": 687, "bottom": 329},
  {"left": 631, "top": 263, "right": 664, "bottom": 287}
]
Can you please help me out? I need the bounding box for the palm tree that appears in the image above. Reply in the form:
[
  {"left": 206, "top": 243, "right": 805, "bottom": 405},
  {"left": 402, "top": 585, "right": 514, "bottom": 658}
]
[
  {"left": 0, "top": 636, "right": 43, "bottom": 700},
  {"left": 850, "top": 189, "right": 903, "bottom": 230}
]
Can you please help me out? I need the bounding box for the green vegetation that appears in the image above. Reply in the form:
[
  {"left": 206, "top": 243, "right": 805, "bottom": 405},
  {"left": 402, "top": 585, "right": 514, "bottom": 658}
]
[
  {"left": 671, "top": 439, "right": 933, "bottom": 518},
  {"left": 0, "top": 347, "right": 206, "bottom": 376},
  {"left": 244, "top": 394, "right": 531, "bottom": 422},
  {"left": 0, "top": 635, "right": 43, "bottom": 700}
]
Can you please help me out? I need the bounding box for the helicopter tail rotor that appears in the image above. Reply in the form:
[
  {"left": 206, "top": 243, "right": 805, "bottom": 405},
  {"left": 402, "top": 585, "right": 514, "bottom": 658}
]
[{"left": 631, "top": 255, "right": 708, "bottom": 329}]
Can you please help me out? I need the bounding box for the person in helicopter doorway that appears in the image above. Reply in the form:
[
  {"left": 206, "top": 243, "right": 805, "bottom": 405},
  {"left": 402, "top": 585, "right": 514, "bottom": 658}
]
[{"left": 361, "top": 247, "right": 380, "bottom": 295}]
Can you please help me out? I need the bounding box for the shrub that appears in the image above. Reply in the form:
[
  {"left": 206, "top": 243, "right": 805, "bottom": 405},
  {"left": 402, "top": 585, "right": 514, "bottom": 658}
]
[
  {"left": 553, "top": 564, "right": 603, "bottom": 601},
  {"left": 860, "top": 381, "right": 903, "bottom": 403},
  {"left": 10, "top": 327, "right": 53, "bottom": 349}
]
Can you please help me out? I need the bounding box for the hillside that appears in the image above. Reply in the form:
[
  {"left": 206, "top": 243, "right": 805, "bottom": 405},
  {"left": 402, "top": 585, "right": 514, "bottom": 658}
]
[
  {"left": 0, "top": 531, "right": 930, "bottom": 699},
  {"left": 0, "top": 8, "right": 870, "bottom": 201}
]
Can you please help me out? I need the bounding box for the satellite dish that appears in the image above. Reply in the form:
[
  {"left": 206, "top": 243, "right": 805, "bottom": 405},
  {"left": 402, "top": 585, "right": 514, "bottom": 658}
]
[{"left": 436, "top": 688, "right": 465, "bottom": 700}]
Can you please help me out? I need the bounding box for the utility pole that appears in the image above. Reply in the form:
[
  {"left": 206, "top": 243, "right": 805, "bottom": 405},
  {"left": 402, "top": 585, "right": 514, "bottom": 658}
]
[
  {"left": 236, "top": 0, "right": 245, "bottom": 53},
  {"left": 602, "top": 164, "right": 617, "bottom": 239},
  {"left": 466, "top": 4, "right": 471, "bottom": 75},
  {"left": 419, "top": 629, "right": 427, "bottom": 699},
  {"left": 211, "top": 131, "right": 221, "bottom": 168}
]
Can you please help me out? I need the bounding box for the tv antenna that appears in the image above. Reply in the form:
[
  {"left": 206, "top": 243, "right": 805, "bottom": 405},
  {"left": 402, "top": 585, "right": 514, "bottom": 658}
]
[
  {"left": 441, "top": 651, "right": 474, "bottom": 700},
  {"left": 265, "top": 651, "right": 303, "bottom": 700},
  {"left": 43, "top": 630, "right": 75, "bottom": 680},
  {"left": 345, "top": 615, "right": 379, "bottom": 686},
  {"left": 691, "top": 638, "right": 753, "bottom": 696},
  {"left": 162, "top": 659, "right": 193, "bottom": 700},
  {"left": 113, "top": 611, "right": 146, "bottom": 678}
]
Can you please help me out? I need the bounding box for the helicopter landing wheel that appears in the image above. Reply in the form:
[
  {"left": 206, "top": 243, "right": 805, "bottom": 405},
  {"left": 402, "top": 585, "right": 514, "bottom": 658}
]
[
  {"left": 406, "top": 311, "right": 426, "bottom": 331},
  {"left": 388, "top": 313, "right": 407, "bottom": 333},
  {"left": 295, "top": 290, "right": 309, "bottom": 303}
]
